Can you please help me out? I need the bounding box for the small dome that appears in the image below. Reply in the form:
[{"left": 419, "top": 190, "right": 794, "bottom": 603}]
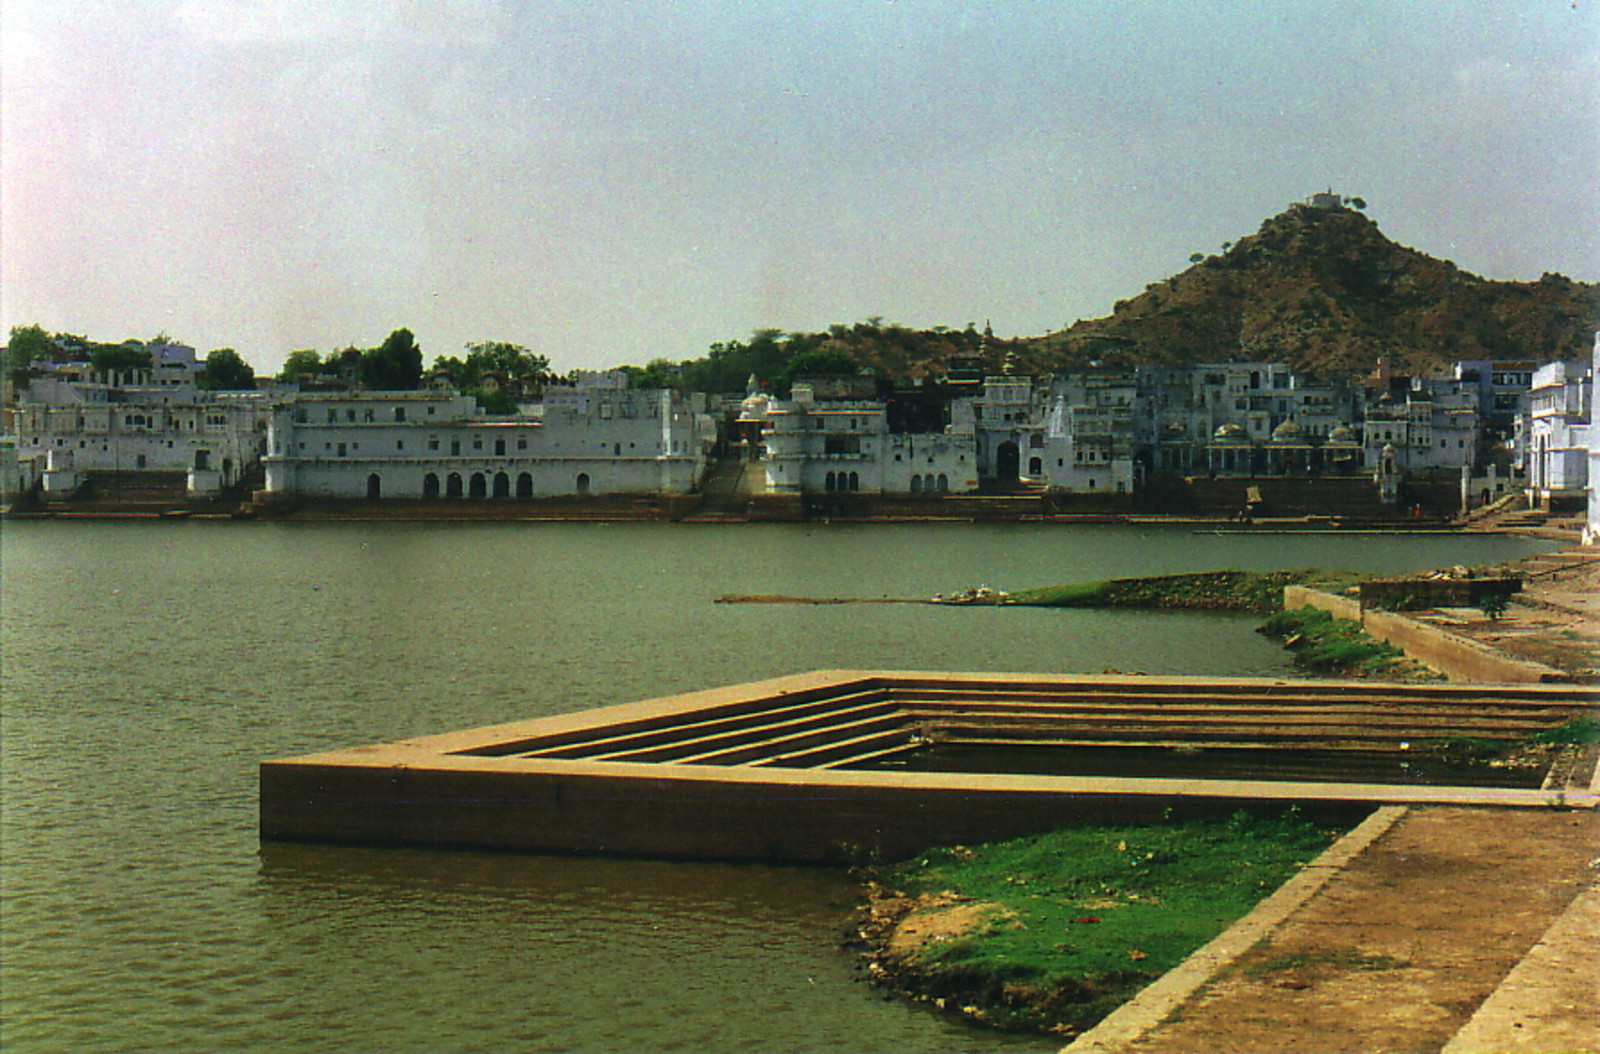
[
  {"left": 1271, "top": 420, "right": 1304, "bottom": 442},
  {"left": 1212, "top": 423, "right": 1247, "bottom": 442},
  {"left": 1163, "top": 422, "right": 1186, "bottom": 438},
  {"left": 1328, "top": 425, "right": 1356, "bottom": 443},
  {"left": 736, "top": 392, "right": 770, "bottom": 422}
]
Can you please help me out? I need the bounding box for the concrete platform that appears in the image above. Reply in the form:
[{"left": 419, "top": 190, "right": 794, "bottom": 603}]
[
  {"left": 1064, "top": 806, "right": 1599, "bottom": 1054},
  {"left": 261, "top": 671, "right": 1596, "bottom": 864}
]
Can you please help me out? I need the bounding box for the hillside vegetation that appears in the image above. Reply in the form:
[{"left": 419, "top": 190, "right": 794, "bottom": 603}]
[
  {"left": 1030, "top": 203, "right": 1598, "bottom": 379},
  {"left": 628, "top": 202, "right": 1596, "bottom": 391}
]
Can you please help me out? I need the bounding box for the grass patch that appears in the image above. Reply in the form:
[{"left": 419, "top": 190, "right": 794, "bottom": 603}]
[
  {"left": 864, "top": 810, "right": 1339, "bottom": 1035},
  {"left": 1257, "top": 607, "right": 1406, "bottom": 674},
  {"left": 1530, "top": 716, "right": 1600, "bottom": 746},
  {"left": 1007, "top": 569, "right": 1363, "bottom": 616}
]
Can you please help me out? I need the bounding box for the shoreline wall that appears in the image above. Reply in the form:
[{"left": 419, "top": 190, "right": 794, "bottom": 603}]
[{"left": 1283, "top": 586, "right": 1568, "bottom": 683}]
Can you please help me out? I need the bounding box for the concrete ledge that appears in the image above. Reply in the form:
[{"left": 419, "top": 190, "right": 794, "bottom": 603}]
[
  {"left": 1284, "top": 588, "right": 1569, "bottom": 683},
  {"left": 1061, "top": 805, "right": 1410, "bottom": 1054},
  {"left": 1440, "top": 882, "right": 1600, "bottom": 1054},
  {"left": 261, "top": 672, "right": 1595, "bottom": 864},
  {"left": 1284, "top": 584, "right": 1360, "bottom": 621}
]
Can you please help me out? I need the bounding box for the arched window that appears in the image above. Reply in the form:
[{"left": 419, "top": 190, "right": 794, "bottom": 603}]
[
  {"left": 936, "top": 474, "right": 949, "bottom": 492},
  {"left": 493, "top": 471, "right": 510, "bottom": 498},
  {"left": 848, "top": 472, "right": 860, "bottom": 492},
  {"left": 825, "top": 471, "right": 836, "bottom": 492},
  {"left": 517, "top": 472, "right": 533, "bottom": 499},
  {"left": 366, "top": 473, "right": 381, "bottom": 500},
  {"left": 576, "top": 472, "right": 591, "bottom": 496},
  {"left": 423, "top": 473, "right": 440, "bottom": 499},
  {"left": 469, "top": 472, "right": 487, "bottom": 498},
  {"left": 910, "top": 475, "right": 923, "bottom": 493},
  {"left": 446, "top": 472, "right": 463, "bottom": 498}
]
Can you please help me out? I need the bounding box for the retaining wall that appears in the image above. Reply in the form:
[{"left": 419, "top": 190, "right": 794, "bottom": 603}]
[{"left": 1283, "top": 588, "right": 1568, "bottom": 684}]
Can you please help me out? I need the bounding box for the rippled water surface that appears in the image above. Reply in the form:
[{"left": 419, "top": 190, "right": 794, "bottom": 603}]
[{"left": 0, "top": 521, "right": 1547, "bottom": 1052}]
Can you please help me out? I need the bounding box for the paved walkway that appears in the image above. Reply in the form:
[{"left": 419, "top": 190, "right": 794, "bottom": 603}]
[{"left": 1066, "top": 806, "right": 1599, "bottom": 1054}]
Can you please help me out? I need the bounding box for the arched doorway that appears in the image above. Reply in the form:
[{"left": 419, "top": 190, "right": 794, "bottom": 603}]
[
  {"left": 576, "top": 472, "right": 591, "bottom": 496},
  {"left": 446, "top": 472, "right": 463, "bottom": 498},
  {"left": 366, "top": 473, "right": 381, "bottom": 500},
  {"left": 492, "top": 472, "right": 510, "bottom": 499},
  {"left": 517, "top": 472, "right": 534, "bottom": 499},
  {"left": 996, "top": 441, "right": 1020, "bottom": 485},
  {"left": 423, "top": 473, "right": 440, "bottom": 499},
  {"left": 469, "top": 472, "right": 487, "bottom": 499}
]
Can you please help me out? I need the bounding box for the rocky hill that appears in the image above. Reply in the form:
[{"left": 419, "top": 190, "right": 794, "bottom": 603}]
[{"left": 1026, "top": 202, "right": 1599, "bottom": 378}]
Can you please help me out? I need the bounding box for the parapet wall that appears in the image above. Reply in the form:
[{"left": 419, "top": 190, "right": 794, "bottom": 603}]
[{"left": 1283, "top": 588, "right": 1567, "bottom": 684}]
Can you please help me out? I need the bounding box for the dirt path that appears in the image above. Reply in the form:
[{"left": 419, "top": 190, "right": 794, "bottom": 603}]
[{"left": 1100, "top": 807, "right": 1598, "bottom": 1054}]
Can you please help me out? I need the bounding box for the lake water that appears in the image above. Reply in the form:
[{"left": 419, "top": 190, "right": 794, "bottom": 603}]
[{"left": 0, "top": 521, "right": 1548, "bottom": 1053}]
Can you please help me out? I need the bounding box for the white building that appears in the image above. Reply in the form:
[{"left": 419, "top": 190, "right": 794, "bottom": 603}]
[
  {"left": 963, "top": 377, "right": 1042, "bottom": 485},
  {"left": 1522, "top": 357, "right": 1593, "bottom": 511},
  {"left": 1035, "top": 374, "right": 1136, "bottom": 494},
  {"left": 1361, "top": 384, "right": 1478, "bottom": 474},
  {"left": 261, "top": 378, "right": 713, "bottom": 500},
  {"left": 1587, "top": 338, "right": 1600, "bottom": 544},
  {"left": 6, "top": 364, "right": 270, "bottom": 494},
  {"left": 748, "top": 380, "right": 978, "bottom": 496}
]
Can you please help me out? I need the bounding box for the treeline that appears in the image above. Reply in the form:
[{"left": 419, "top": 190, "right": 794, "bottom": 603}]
[
  {"left": 615, "top": 319, "right": 1025, "bottom": 394},
  {"left": 4, "top": 324, "right": 257, "bottom": 390},
  {"left": 280, "top": 332, "right": 550, "bottom": 412}
]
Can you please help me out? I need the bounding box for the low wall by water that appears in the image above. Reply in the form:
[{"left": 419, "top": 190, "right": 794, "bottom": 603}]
[
  {"left": 261, "top": 672, "right": 1592, "bottom": 864},
  {"left": 1283, "top": 588, "right": 1568, "bottom": 684}
]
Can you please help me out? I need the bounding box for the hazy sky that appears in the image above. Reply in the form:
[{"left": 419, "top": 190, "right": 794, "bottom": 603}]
[{"left": 4, "top": 1, "right": 1596, "bottom": 375}]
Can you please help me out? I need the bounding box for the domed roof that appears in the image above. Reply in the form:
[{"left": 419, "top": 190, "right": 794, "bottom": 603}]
[
  {"left": 1327, "top": 425, "right": 1356, "bottom": 443},
  {"left": 1212, "top": 423, "right": 1248, "bottom": 442},
  {"left": 736, "top": 392, "right": 770, "bottom": 422},
  {"left": 1163, "top": 422, "right": 1186, "bottom": 438},
  {"left": 1271, "top": 420, "right": 1305, "bottom": 442}
]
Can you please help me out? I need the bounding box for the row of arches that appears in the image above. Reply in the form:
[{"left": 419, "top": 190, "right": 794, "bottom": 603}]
[
  {"left": 364, "top": 471, "right": 593, "bottom": 500},
  {"left": 823, "top": 471, "right": 860, "bottom": 492},
  {"left": 908, "top": 474, "right": 950, "bottom": 493}
]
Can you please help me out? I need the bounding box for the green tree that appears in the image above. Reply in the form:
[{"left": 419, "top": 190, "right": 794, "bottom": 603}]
[
  {"left": 92, "top": 343, "right": 154, "bottom": 375},
  {"left": 277, "top": 349, "right": 325, "bottom": 384},
  {"left": 198, "top": 347, "right": 256, "bottom": 390},
  {"left": 619, "top": 357, "right": 683, "bottom": 390},
  {"left": 359, "top": 328, "right": 423, "bottom": 390},
  {"left": 463, "top": 340, "right": 549, "bottom": 383},
  {"left": 5, "top": 323, "right": 51, "bottom": 380},
  {"left": 785, "top": 348, "right": 858, "bottom": 380}
]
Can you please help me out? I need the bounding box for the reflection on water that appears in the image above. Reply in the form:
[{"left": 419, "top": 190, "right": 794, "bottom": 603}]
[{"left": 0, "top": 522, "right": 1547, "bottom": 1052}]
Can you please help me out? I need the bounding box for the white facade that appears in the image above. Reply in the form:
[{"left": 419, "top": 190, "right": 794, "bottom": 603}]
[
  {"left": 1522, "top": 358, "right": 1593, "bottom": 509},
  {"left": 1361, "top": 386, "right": 1478, "bottom": 474},
  {"left": 751, "top": 384, "right": 978, "bottom": 496},
  {"left": 6, "top": 370, "right": 269, "bottom": 489},
  {"left": 262, "top": 384, "right": 713, "bottom": 500},
  {"left": 1036, "top": 374, "right": 1136, "bottom": 493},
  {"left": 965, "top": 377, "right": 1042, "bottom": 483},
  {"left": 1588, "top": 338, "right": 1600, "bottom": 544}
]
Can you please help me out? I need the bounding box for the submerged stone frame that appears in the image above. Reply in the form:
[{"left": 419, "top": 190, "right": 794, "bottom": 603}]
[{"left": 260, "top": 670, "right": 1597, "bottom": 864}]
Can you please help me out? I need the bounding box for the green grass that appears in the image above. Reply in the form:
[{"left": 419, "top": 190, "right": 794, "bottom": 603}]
[
  {"left": 874, "top": 810, "right": 1338, "bottom": 1033},
  {"left": 1006, "top": 569, "right": 1364, "bottom": 616},
  {"left": 1530, "top": 716, "right": 1600, "bottom": 746},
  {"left": 1258, "top": 607, "right": 1406, "bottom": 673}
]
